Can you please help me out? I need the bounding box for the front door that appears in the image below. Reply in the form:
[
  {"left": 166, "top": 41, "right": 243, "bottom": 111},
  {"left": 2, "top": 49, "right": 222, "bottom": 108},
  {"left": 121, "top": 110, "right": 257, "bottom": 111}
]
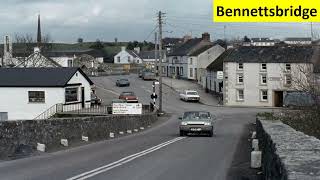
[
  {"left": 81, "top": 87, "right": 85, "bottom": 108},
  {"left": 274, "top": 91, "right": 283, "bottom": 107}
]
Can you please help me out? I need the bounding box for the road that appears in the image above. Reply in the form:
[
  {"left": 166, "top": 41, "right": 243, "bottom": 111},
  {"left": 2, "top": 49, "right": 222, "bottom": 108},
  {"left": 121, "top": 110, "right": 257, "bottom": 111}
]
[{"left": 0, "top": 75, "right": 266, "bottom": 180}]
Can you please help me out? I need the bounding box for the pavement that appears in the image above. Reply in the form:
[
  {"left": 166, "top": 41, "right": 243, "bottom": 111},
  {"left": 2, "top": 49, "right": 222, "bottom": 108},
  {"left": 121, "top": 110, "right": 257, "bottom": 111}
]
[
  {"left": 161, "top": 77, "right": 220, "bottom": 106},
  {"left": 0, "top": 74, "right": 268, "bottom": 180}
]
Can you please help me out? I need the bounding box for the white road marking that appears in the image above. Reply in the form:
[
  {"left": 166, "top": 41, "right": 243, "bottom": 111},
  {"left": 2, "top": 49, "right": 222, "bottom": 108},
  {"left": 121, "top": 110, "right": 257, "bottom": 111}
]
[{"left": 66, "top": 137, "right": 185, "bottom": 180}]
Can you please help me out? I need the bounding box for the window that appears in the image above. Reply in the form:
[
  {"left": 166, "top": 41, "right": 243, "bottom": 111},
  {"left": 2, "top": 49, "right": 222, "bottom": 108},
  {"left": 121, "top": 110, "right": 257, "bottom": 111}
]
[
  {"left": 261, "top": 63, "right": 267, "bottom": 71},
  {"left": 238, "top": 63, "right": 243, "bottom": 70},
  {"left": 190, "top": 68, "right": 193, "bottom": 78},
  {"left": 260, "top": 74, "right": 267, "bottom": 85},
  {"left": 285, "top": 74, "right": 292, "bottom": 86},
  {"left": 237, "top": 74, "right": 244, "bottom": 84},
  {"left": 237, "top": 89, "right": 244, "bottom": 101},
  {"left": 180, "top": 67, "right": 183, "bottom": 75},
  {"left": 128, "top": 56, "right": 131, "bottom": 63},
  {"left": 117, "top": 56, "right": 120, "bottom": 63},
  {"left": 136, "top": 60, "right": 139, "bottom": 63},
  {"left": 67, "top": 59, "right": 73, "bottom": 67},
  {"left": 28, "top": 91, "right": 45, "bottom": 103},
  {"left": 65, "top": 88, "right": 78, "bottom": 102},
  {"left": 190, "top": 58, "right": 193, "bottom": 65},
  {"left": 285, "top": 64, "right": 291, "bottom": 71},
  {"left": 260, "top": 90, "right": 268, "bottom": 101}
]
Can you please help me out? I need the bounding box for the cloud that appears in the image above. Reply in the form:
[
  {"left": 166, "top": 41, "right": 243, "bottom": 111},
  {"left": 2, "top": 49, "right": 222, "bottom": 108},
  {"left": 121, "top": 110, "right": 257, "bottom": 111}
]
[{"left": 0, "top": 0, "right": 316, "bottom": 43}]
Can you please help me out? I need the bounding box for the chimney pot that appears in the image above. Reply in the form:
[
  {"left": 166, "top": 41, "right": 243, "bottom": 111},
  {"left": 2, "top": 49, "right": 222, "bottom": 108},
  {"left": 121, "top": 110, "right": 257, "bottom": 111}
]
[{"left": 202, "top": 32, "right": 210, "bottom": 42}]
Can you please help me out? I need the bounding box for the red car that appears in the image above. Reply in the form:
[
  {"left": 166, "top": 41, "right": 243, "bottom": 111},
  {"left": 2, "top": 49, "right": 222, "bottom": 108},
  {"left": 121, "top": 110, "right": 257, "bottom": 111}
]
[{"left": 119, "top": 92, "right": 139, "bottom": 103}]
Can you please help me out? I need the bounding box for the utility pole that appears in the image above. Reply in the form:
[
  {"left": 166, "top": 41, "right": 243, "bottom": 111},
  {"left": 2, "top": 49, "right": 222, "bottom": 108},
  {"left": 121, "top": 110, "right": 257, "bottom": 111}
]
[
  {"left": 154, "top": 32, "right": 158, "bottom": 75},
  {"left": 224, "top": 25, "right": 226, "bottom": 41},
  {"left": 158, "top": 11, "right": 164, "bottom": 114}
]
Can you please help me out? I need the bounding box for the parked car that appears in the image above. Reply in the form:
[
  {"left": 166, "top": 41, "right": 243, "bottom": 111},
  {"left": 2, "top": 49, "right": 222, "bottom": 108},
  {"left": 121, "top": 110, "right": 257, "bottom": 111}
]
[
  {"left": 116, "top": 79, "right": 130, "bottom": 87},
  {"left": 91, "top": 93, "right": 102, "bottom": 106},
  {"left": 139, "top": 69, "right": 153, "bottom": 78},
  {"left": 119, "top": 92, "right": 139, "bottom": 103},
  {"left": 142, "top": 72, "right": 156, "bottom": 80},
  {"left": 179, "top": 111, "right": 215, "bottom": 137},
  {"left": 284, "top": 92, "right": 316, "bottom": 108},
  {"left": 179, "top": 90, "right": 200, "bottom": 102}
]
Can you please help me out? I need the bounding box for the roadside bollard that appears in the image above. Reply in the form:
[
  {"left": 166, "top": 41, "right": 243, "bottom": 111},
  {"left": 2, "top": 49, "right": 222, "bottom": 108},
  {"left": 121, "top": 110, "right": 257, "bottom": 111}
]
[
  {"left": 109, "top": 132, "right": 115, "bottom": 138},
  {"left": 37, "top": 143, "right": 46, "bottom": 152},
  {"left": 127, "top": 130, "right": 132, "bottom": 134},
  {"left": 251, "top": 151, "right": 262, "bottom": 169},
  {"left": 82, "top": 136, "right": 89, "bottom": 142},
  {"left": 61, "top": 139, "right": 68, "bottom": 147}
]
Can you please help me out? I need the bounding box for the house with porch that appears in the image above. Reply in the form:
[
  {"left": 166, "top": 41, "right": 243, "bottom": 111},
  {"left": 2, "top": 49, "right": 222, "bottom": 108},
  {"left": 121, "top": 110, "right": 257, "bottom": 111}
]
[{"left": 0, "top": 67, "right": 93, "bottom": 120}]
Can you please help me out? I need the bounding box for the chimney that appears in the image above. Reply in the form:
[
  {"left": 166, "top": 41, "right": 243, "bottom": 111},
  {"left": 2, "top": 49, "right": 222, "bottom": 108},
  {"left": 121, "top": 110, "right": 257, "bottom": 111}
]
[
  {"left": 121, "top": 46, "right": 126, "bottom": 51},
  {"left": 134, "top": 47, "right": 141, "bottom": 54},
  {"left": 202, "top": 32, "right": 210, "bottom": 42}
]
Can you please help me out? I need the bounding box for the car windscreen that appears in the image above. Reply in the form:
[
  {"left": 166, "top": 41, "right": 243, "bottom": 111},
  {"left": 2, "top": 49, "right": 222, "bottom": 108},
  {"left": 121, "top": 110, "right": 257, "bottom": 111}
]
[
  {"left": 183, "top": 112, "right": 210, "bottom": 120},
  {"left": 119, "top": 79, "right": 128, "bottom": 82},
  {"left": 187, "top": 92, "right": 198, "bottom": 95},
  {"left": 121, "top": 92, "right": 134, "bottom": 96}
]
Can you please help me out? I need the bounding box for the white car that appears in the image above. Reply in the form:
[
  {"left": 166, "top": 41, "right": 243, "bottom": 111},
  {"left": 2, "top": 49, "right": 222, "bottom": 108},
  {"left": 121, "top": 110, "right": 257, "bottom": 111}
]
[{"left": 179, "top": 90, "right": 200, "bottom": 102}]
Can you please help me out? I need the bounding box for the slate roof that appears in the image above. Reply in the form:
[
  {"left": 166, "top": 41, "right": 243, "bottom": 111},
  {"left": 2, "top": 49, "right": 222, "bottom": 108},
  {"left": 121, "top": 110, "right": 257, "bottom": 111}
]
[
  {"left": 285, "top": 37, "right": 312, "bottom": 42},
  {"left": 223, "top": 46, "right": 315, "bottom": 63},
  {"left": 207, "top": 49, "right": 233, "bottom": 71},
  {"left": 0, "top": 67, "right": 93, "bottom": 87},
  {"left": 138, "top": 50, "right": 166, "bottom": 59},
  {"left": 126, "top": 50, "right": 141, "bottom": 58},
  {"left": 169, "top": 38, "right": 203, "bottom": 56},
  {"left": 189, "top": 45, "right": 214, "bottom": 56}
]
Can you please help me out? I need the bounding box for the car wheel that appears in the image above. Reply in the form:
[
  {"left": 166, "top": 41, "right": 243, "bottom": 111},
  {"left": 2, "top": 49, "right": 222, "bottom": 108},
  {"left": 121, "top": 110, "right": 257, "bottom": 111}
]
[
  {"left": 208, "top": 131, "right": 213, "bottom": 137},
  {"left": 180, "top": 130, "right": 185, "bottom": 136}
]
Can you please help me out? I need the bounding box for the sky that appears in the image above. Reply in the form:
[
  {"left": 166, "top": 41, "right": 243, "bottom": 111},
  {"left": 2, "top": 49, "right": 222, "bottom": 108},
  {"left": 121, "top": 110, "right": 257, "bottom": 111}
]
[{"left": 0, "top": 0, "right": 318, "bottom": 43}]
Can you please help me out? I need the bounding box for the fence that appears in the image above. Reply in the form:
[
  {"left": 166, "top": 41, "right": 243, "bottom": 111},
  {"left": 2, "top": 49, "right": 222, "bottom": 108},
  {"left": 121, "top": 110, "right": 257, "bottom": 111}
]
[{"left": 35, "top": 103, "right": 152, "bottom": 120}]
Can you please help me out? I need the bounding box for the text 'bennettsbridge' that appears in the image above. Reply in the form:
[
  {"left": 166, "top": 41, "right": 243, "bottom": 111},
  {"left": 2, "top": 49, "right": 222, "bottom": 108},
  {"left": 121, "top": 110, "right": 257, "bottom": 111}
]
[{"left": 212, "top": 0, "right": 320, "bottom": 22}]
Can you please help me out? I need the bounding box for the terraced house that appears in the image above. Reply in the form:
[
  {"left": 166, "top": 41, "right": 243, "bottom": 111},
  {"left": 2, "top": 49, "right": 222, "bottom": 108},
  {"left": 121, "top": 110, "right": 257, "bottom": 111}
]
[{"left": 212, "top": 46, "right": 319, "bottom": 107}]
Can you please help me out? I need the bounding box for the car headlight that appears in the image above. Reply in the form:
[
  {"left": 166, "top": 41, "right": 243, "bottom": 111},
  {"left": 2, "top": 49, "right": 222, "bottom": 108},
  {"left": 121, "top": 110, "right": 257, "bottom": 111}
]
[
  {"left": 204, "top": 122, "right": 212, "bottom": 126},
  {"left": 181, "top": 122, "right": 188, "bottom": 126}
]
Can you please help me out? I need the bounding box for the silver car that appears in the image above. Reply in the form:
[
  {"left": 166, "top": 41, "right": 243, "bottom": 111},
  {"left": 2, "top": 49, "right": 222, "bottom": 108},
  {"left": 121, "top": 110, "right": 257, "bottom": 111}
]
[{"left": 179, "top": 111, "right": 215, "bottom": 137}]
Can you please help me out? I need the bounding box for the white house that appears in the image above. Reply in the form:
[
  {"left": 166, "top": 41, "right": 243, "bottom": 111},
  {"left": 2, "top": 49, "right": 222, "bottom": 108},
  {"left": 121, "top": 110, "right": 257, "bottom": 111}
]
[
  {"left": 187, "top": 44, "right": 225, "bottom": 84},
  {"left": 46, "top": 49, "right": 104, "bottom": 67},
  {"left": 114, "top": 47, "right": 142, "bottom": 64},
  {"left": 165, "top": 33, "right": 212, "bottom": 79},
  {"left": 221, "top": 46, "right": 316, "bottom": 107},
  {"left": 251, "top": 38, "right": 275, "bottom": 46},
  {"left": 284, "top": 37, "right": 312, "bottom": 45},
  {"left": 0, "top": 67, "right": 94, "bottom": 120}
]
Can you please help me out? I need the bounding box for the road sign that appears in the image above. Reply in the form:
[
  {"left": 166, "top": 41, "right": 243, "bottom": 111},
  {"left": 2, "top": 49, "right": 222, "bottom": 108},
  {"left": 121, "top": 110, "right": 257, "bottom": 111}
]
[
  {"left": 151, "top": 93, "right": 158, "bottom": 100},
  {"left": 217, "top": 71, "right": 224, "bottom": 80},
  {"left": 112, "top": 103, "right": 142, "bottom": 115},
  {"left": 154, "top": 81, "right": 160, "bottom": 85}
]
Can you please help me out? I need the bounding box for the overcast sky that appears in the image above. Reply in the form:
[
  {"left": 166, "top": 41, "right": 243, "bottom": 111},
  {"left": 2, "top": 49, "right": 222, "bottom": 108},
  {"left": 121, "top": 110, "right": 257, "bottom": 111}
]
[{"left": 0, "top": 0, "right": 317, "bottom": 43}]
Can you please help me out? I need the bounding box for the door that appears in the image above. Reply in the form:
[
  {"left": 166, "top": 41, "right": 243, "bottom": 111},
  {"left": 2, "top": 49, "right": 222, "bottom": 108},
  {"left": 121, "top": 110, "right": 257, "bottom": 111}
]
[
  {"left": 81, "top": 87, "right": 85, "bottom": 108},
  {"left": 274, "top": 91, "right": 283, "bottom": 107}
]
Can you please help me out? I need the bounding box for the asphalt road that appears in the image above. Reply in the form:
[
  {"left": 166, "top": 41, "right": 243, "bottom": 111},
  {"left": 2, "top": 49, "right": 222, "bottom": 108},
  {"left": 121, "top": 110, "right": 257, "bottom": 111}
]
[{"left": 0, "top": 75, "right": 267, "bottom": 180}]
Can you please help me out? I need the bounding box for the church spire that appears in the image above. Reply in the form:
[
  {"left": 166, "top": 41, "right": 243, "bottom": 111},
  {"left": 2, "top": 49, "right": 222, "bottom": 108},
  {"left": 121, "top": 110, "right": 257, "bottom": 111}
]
[{"left": 37, "top": 14, "right": 41, "bottom": 46}]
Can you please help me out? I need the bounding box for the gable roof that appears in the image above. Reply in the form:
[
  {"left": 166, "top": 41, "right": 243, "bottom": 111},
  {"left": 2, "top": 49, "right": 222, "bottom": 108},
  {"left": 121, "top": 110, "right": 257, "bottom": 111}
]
[
  {"left": 223, "top": 46, "right": 315, "bottom": 63},
  {"left": 138, "top": 50, "right": 166, "bottom": 59},
  {"left": 169, "top": 38, "right": 203, "bottom": 56},
  {"left": 189, "top": 45, "right": 214, "bottom": 56},
  {"left": 0, "top": 67, "right": 93, "bottom": 87},
  {"left": 44, "top": 49, "right": 105, "bottom": 58},
  {"left": 126, "top": 50, "right": 141, "bottom": 59},
  {"left": 207, "top": 49, "right": 233, "bottom": 71}
]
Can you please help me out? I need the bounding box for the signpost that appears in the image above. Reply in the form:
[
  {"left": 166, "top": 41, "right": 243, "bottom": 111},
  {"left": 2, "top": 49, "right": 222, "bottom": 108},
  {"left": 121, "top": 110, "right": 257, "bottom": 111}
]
[
  {"left": 112, "top": 103, "right": 142, "bottom": 115},
  {"left": 217, "top": 71, "right": 224, "bottom": 80}
]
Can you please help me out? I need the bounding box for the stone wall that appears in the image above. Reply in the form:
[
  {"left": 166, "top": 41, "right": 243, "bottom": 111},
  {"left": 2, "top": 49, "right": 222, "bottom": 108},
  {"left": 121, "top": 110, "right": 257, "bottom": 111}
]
[
  {"left": 0, "top": 114, "right": 157, "bottom": 159},
  {"left": 256, "top": 117, "right": 320, "bottom": 180}
]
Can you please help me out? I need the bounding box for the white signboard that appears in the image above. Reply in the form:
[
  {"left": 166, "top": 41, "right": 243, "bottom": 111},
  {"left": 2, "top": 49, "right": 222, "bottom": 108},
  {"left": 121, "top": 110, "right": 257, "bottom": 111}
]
[
  {"left": 112, "top": 103, "right": 142, "bottom": 115},
  {"left": 217, "top": 71, "right": 224, "bottom": 80}
]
